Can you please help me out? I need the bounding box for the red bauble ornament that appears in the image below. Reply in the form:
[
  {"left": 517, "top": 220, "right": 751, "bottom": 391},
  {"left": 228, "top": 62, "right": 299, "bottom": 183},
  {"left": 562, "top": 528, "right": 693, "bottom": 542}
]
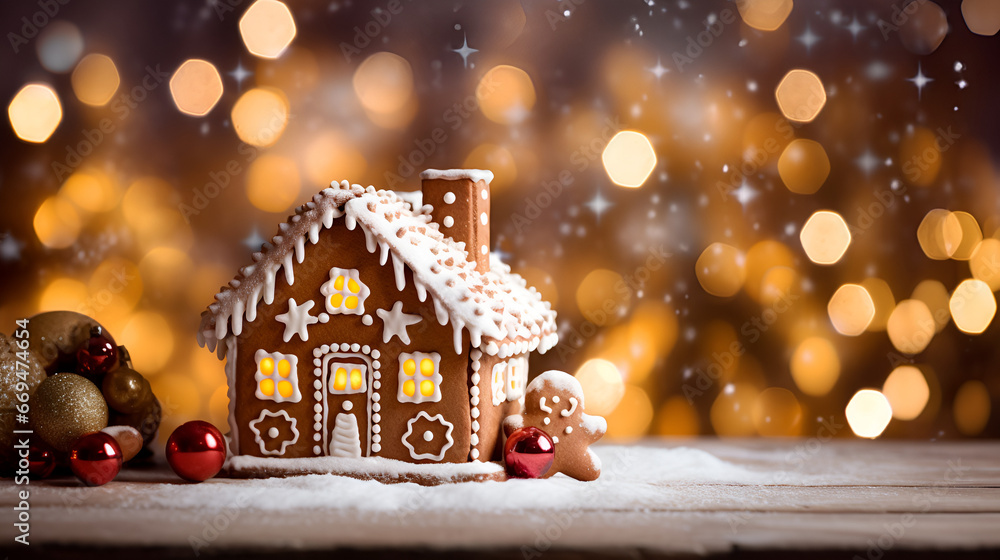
[
  {"left": 166, "top": 421, "right": 226, "bottom": 482},
  {"left": 504, "top": 426, "right": 555, "bottom": 479},
  {"left": 28, "top": 444, "right": 56, "bottom": 479},
  {"left": 69, "top": 432, "right": 123, "bottom": 486},
  {"left": 76, "top": 326, "right": 118, "bottom": 379}
]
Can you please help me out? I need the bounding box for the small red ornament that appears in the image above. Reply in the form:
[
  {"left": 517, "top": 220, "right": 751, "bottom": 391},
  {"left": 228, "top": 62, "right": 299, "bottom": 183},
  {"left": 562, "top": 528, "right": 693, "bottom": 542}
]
[
  {"left": 69, "top": 432, "right": 123, "bottom": 486},
  {"left": 503, "top": 426, "right": 555, "bottom": 479},
  {"left": 76, "top": 326, "right": 118, "bottom": 379},
  {"left": 166, "top": 421, "right": 226, "bottom": 482},
  {"left": 28, "top": 444, "right": 56, "bottom": 479}
]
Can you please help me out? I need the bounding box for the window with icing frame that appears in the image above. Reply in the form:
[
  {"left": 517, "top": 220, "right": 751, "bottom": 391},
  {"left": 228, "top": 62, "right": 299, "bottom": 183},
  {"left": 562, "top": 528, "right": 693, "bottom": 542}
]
[
  {"left": 505, "top": 356, "right": 528, "bottom": 402},
  {"left": 328, "top": 361, "right": 367, "bottom": 394},
  {"left": 397, "top": 352, "right": 442, "bottom": 404},
  {"left": 321, "top": 267, "right": 370, "bottom": 316},
  {"left": 254, "top": 349, "right": 301, "bottom": 403}
]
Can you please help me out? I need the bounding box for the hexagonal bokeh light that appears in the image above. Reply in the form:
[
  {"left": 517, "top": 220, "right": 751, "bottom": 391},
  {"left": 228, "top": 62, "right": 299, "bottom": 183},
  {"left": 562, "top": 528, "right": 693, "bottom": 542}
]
[
  {"left": 775, "top": 69, "right": 827, "bottom": 123},
  {"left": 799, "top": 210, "right": 851, "bottom": 265},
  {"left": 239, "top": 0, "right": 297, "bottom": 59},
  {"left": 8, "top": 83, "right": 62, "bottom": 143},
  {"left": 828, "top": 284, "right": 875, "bottom": 336},
  {"left": 169, "top": 59, "right": 224, "bottom": 116},
  {"left": 602, "top": 131, "right": 657, "bottom": 188}
]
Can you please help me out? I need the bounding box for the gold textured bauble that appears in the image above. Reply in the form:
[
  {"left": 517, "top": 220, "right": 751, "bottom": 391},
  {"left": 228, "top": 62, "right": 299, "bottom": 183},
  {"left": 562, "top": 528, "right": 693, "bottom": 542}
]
[
  {"left": 31, "top": 373, "right": 108, "bottom": 452},
  {"left": 1, "top": 333, "right": 46, "bottom": 410},
  {"left": 26, "top": 311, "right": 107, "bottom": 374},
  {"left": 102, "top": 367, "right": 152, "bottom": 414}
]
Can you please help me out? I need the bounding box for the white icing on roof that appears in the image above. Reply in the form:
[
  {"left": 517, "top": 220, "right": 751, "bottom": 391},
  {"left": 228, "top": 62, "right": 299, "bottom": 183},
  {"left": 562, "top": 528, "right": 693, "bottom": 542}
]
[
  {"left": 419, "top": 168, "right": 494, "bottom": 185},
  {"left": 198, "top": 181, "right": 557, "bottom": 359}
]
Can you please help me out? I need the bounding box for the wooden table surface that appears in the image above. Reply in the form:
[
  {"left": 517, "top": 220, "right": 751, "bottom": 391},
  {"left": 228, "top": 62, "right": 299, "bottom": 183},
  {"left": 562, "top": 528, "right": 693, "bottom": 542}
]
[{"left": 3, "top": 438, "right": 1000, "bottom": 558}]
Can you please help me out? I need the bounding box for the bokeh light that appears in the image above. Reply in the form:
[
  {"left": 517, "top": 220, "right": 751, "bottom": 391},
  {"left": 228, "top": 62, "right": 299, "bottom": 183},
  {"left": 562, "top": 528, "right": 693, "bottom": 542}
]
[
  {"left": 169, "top": 59, "right": 224, "bottom": 116},
  {"left": 775, "top": 69, "right": 826, "bottom": 123},
  {"left": 576, "top": 268, "right": 629, "bottom": 322},
  {"left": 710, "top": 383, "right": 758, "bottom": 436},
  {"left": 949, "top": 279, "right": 996, "bottom": 334},
  {"left": 790, "top": 337, "right": 840, "bottom": 397},
  {"left": 696, "top": 243, "right": 746, "bottom": 297},
  {"left": 882, "top": 366, "right": 930, "bottom": 421},
  {"left": 900, "top": 128, "right": 943, "bottom": 187},
  {"left": 303, "top": 131, "right": 367, "bottom": 187},
  {"left": 861, "top": 277, "right": 896, "bottom": 332},
  {"left": 247, "top": 154, "right": 301, "bottom": 213},
  {"left": 887, "top": 299, "right": 935, "bottom": 354},
  {"left": 575, "top": 359, "right": 625, "bottom": 416},
  {"left": 777, "top": 139, "right": 830, "bottom": 194},
  {"left": 953, "top": 380, "right": 991, "bottom": 435},
  {"left": 745, "top": 240, "right": 795, "bottom": 302},
  {"left": 59, "top": 169, "right": 121, "bottom": 213},
  {"left": 800, "top": 210, "right": 851, "bottom": 265},
  {"left": 752, "top": 387, "right": 802, "bottom": 436},
  {"left": 654, "top": 396, "right": 700, "bottom": 437},
  {"left": 39, "top": 278, "right": 89, "bottom": 312},
  {"left": 969, "top": 238, "right": 1000, "bottom": 290},
  {"left": 827, "top": 283, "right": 875, "bottom": 336},
  {"left": 962, "top": 0, "right": 1000, "bottom": 35},
  {"left": 846, "top": 389, "right": 893, "bottom": 439},
  {"left": 898, "top": 0, "right": 949, "bottom": 55},
  {"left": 33, "top": 196, "right": 82, "bottom": 249},
  {"left": 353, "top": 52, "right": 415, "bottom": 116},
  {"left": 602, "top": 131, "right": 657, "bottom": 188},
  {"left": 239, "top": 0, "right": 297, "bottom": 59},
  {"left": 119, "top": 311, "right": 175, "bottom": 374},
  {"left": 476, "top": 64, "right": 536, "bottom": 125},
  {"left": 36, "top": 21, "right": 84, "bottom": 73},
  {"left": 917, "top": 209, "right": 962, "bottom": 260},
  {"left": 231, "top": 87, "right": 289, "bottom": 147},
  {"left": 737, "top": 0, "right": 794, "bottom": 31},
  {"left": 463, "top": 143, "right": 517, "bottom": 191},
  {"left": 911, "top": 279, "right": 951, "bottom": 332},
  {"left": 604, "top": 384, "right": 654, "bottom": 439},
  {"left": 8, "top": 83, "right": 62, "bottom": 143},
  {"left": 71, "top": 53, "right": 120, "bottom": 106},
  {"left": 951, "top": 211, "right": 983, "bottom": 260}
]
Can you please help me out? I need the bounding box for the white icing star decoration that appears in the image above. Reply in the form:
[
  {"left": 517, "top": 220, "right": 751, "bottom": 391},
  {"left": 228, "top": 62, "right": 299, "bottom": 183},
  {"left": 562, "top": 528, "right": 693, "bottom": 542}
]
[
  {"left": 275, "top": 298, "right": 322, "bottom": 342},
  {"left": 376, "top": 301, "right": 422, "bottom": 344}
]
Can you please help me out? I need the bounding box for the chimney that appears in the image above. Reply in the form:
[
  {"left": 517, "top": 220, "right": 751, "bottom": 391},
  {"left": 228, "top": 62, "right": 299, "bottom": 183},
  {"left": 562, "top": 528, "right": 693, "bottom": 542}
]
[{"left": 419, "top": 169, "right": 493, "bottom": 273}]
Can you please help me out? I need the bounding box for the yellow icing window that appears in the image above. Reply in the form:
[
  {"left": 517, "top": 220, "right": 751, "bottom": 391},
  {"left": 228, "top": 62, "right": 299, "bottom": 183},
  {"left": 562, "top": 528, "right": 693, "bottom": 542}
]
[
  {"left": 321, "top": 267, "right": 370, "bottom": 316},
  {"left": 398, "top": 352, "right": 442, "bottom": 404},
  {"left": 505, "top": 356, "right": 528, "bottom": 402},
  {"left": 328, "top": 361, "right": 367, "bottom": 395},
  {"left": 255, "top": 350, "right": 300, "bottom": 404}
]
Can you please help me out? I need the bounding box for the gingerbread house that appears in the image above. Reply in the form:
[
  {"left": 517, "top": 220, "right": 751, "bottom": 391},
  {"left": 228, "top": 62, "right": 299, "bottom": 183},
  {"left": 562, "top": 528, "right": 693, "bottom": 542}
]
[{"left": 198, "top": 170, "right": 558, "bottom": 469}]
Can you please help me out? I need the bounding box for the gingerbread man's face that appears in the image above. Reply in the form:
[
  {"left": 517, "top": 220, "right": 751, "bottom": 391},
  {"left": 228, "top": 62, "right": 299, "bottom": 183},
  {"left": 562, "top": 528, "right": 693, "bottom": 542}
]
[{"left": 523, "top": 385, "right": 582, "bottom": 445}]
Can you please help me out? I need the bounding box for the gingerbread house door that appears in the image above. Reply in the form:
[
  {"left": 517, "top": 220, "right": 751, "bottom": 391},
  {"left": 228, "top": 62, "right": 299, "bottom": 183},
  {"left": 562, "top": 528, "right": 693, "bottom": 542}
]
[{"left": 320, "top": 353, "right": 372, "bottom": 457}]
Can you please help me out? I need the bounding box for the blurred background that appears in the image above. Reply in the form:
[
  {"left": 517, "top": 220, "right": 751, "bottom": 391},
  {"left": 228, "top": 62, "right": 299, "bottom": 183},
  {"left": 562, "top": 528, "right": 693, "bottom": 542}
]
[{"left": 1, "top": 0, "right": 998, "bottom": 444}]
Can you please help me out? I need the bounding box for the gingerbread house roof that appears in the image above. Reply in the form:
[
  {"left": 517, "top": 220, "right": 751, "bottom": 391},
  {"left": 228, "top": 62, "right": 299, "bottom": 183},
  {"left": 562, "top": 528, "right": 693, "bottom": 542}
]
[{"left": 197, "top": 181, "right": 558, "bottom": 360}]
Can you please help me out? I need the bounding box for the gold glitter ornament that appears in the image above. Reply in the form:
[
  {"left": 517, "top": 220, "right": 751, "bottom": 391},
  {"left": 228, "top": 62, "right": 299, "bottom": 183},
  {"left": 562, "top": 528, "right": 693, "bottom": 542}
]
[
  {"left": 0, "top": 333, "right": 47, "bottom": 469},
  {"left": 102, "top": 367, "right": 152, "bottom": 414},
  {"left": 31, "top": 373, "right": 108, "bottom": 452},
  {"left": 26, "top": 311, "right": 107, "bottom": 374}
]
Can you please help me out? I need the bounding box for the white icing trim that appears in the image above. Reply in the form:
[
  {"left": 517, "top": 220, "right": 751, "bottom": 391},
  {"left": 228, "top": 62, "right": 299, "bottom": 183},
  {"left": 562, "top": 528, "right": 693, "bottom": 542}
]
[
  {"left": 561, "top": 397, "right": 579, "bottom": 417},
  {"left": 274, "top": 298, "right": 319, "bottom": 342},
  {"left": 480, "top": 212, "right": 488, "bottom": 226},
  {"left": 443, "top": 215, "right": 455, "bottom": 228},
  {"left": 490, "top": 362, "right": 505, "bottom": 406},
  {"left": 402, "top": 411, "right": 454, "bottom": 461},
  {"left": 316, "top": 348, "right": 378, "bottom": 457},
  {"left": 254, "top": 349, "right": 301, "bottom": 403},
  {"left": 376, "top": 301, "right": 422, "bottom": 344},
  {"left": 539, "top": 397, "right": 553, "bottom": 414},
  {"left": 443, "top": 191, "right": 456, "bottom": 204},
  {"left": 470, "top": 349, "right": 483, "bottom": 461},
  {"left": 397, "top": 352, "right": 442, "bottom": 404},
  {"left": 330, "top": 412, "right": 362, "bottom": 458},
  {"left": 420, "top": 168, "right": 494, "bottom": 185},
  {"left": 320, "top": 267, "right": 370, "bottom": 316},
  {"left": 225, "top": 337, "right": 239, "bottom": 455},
  {"left": 249, "top": 409, "right": 299, "bottom": 456}
]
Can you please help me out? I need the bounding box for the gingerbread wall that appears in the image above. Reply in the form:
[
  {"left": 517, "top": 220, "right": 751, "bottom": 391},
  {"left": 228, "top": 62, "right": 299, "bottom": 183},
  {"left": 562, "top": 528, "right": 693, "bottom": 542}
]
[{"left": 232, "top": 222, "right": 475, "bottom": 463}]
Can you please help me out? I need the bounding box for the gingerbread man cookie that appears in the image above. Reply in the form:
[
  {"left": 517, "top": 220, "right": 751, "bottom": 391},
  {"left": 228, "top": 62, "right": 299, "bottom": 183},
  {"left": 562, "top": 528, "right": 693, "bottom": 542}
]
[{"left": 503, "top": 370, "right": 606, "bottom": 481}]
